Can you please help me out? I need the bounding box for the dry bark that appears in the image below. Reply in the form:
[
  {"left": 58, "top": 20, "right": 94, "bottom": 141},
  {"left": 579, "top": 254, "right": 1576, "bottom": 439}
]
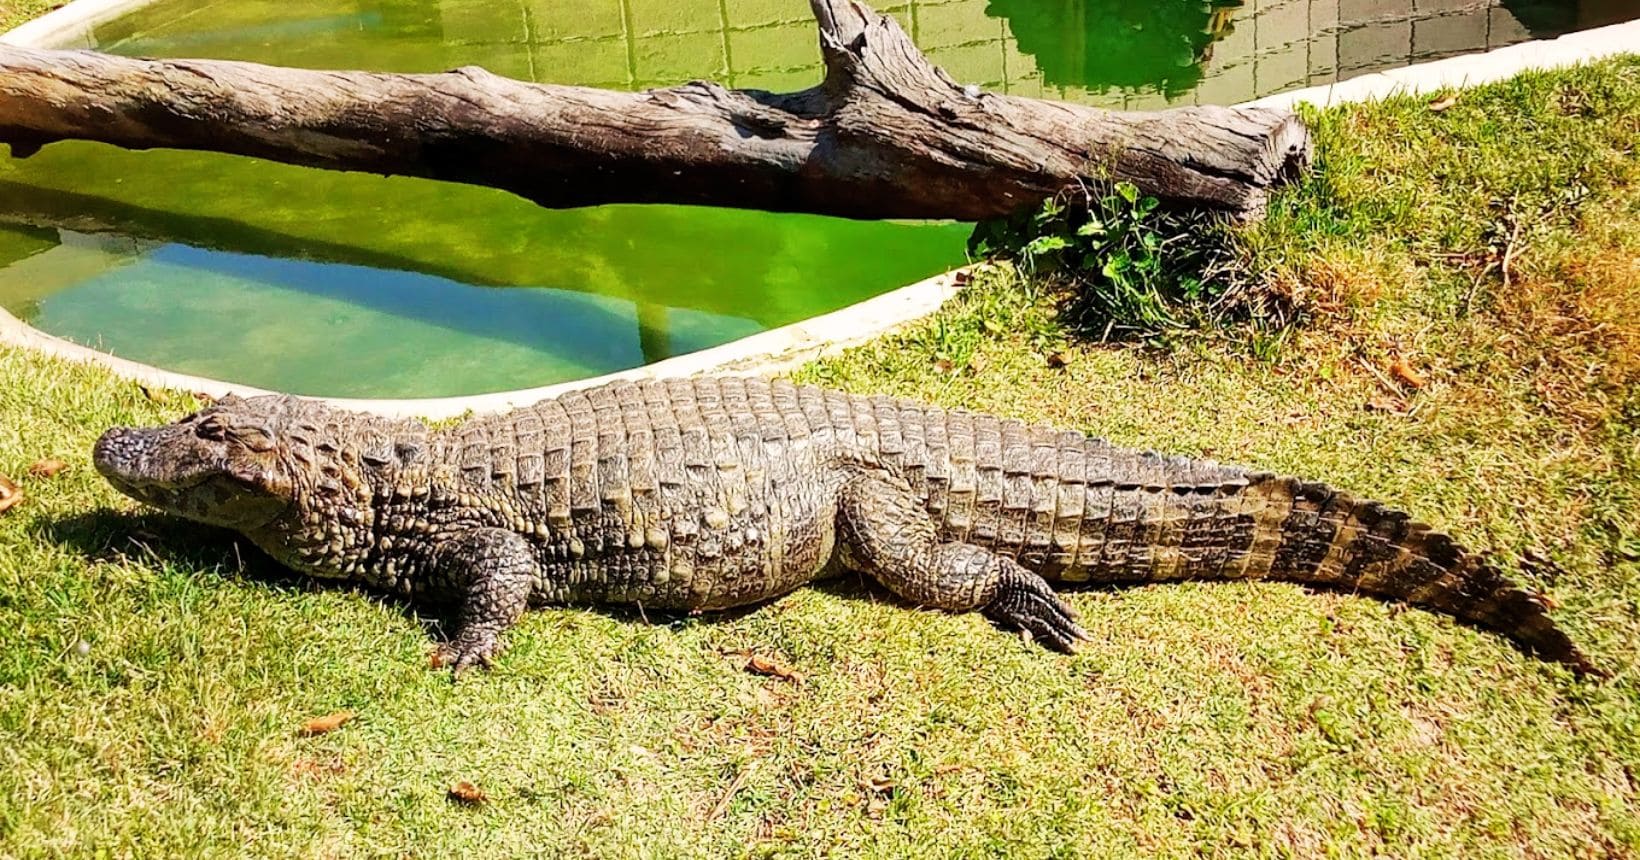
[{"left": 0, "top": 0, "right": 1309, "bottom": 221}]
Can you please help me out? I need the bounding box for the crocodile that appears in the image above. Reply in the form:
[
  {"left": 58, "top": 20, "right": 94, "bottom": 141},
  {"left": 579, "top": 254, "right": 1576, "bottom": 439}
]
[{"left": 92, "top": 376, "right": 1600, "bottom": 678}]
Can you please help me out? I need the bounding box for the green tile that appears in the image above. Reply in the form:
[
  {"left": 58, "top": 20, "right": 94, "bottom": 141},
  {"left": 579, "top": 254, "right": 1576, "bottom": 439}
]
[
  {"left": 730, "top": 22, "right": 819, "bottom": 73},
  {"left": 1254, "top": 0, "right": 1312, "bottom": 53},
  {"left": 1254, "top": 43, "right": 1310, "bottom": 93},
  {"left": 629, "top": 0, "right": 723, "bottom": 34},
  {"left": 734, "top": 65, "right": 823, "bottom": 91},
  {"left": 1193, "top": 59, "right": 1255, "bottom": 104},
  {"left": 448, "top": 43, "right": 536, "bottom": 79},
  {"left": 1001, "top": 39, "right": 1041, "bottom": 80},
  {"left": 532, "top": 37, "right": 631, "bottom": 86},
  {"left": 634, "top": 29, "right": 727, "bottom": 81},
  {"left": 438, "top": 0, "right": 528, "bottom": 44},
  {"left": 913, "top": 0, "right": 997, "bottom": 48},
  {"left": 925, "top": 41, "right": 1004, "bottom": 84},
  {"left": 724, "top": 0, "right": 808, "bottom": 30},
  {"left": 528, "top": 0, "right": 625, "bottom": 40}
]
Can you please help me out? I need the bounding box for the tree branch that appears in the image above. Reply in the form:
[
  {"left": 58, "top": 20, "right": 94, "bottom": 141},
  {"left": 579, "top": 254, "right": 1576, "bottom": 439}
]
[{"left": 0, "top": 0, "right": 1309, "bottom": 221}]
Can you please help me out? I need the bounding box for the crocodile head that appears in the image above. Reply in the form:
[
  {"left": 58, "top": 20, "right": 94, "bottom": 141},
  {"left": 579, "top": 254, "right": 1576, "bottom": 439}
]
[{"left": 94, "top": 395, "right": 298, "bottom": 530}]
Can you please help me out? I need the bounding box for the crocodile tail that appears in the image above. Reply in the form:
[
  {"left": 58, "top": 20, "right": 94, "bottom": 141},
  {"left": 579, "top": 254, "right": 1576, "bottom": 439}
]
[{"left": 1235, "top": 473, "right": 1602, "bottom": 678}]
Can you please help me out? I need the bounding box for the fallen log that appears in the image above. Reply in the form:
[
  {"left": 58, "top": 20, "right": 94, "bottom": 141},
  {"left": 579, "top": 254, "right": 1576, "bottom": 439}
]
[{"left": 0, "top": 0, "right": 1309, "bottom": 222}]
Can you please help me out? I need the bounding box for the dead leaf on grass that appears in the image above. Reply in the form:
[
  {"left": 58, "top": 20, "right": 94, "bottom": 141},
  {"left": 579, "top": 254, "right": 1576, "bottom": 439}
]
[
  {"left": 860, "top": 775, "right": 895, "bottom": 817},
  {"left": 1044, "top": 350, "right": 1069, "bottom": 368},
  {"left": 745, "top": 654, "right": 803, "bottom": 683},
  {"left": 931, "top": 357, "right": 956, "bottom": 375},
  {"left": 0, "top": 476, "right": 22, "bottom": 515},
  {"left": 1388, "top": 357, "right": 1427, "bottom": 389},
  {"left": 732, "top": 651, "right": 804, "bottom": 683},
  {"left": 860, "top": 774, "right": 896, "bottom": 795},
  {"left": 27, "top": 459, "right": 68, "bottom": 478},
  {"left": 1428, "top": 93, "right": 1459, "bottom": 112},
  {"left": 300, "top": 711, "right": 355, "bottom": 736},
  {"left": 447, "top": 780, "right": 486, "bottom": 805}
]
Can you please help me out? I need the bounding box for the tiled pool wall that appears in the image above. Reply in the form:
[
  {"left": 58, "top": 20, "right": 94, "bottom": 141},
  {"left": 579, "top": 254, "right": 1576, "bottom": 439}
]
[
  {"left": 44, "top": 0, "right": 1630, "bottom": 107},
  {"left": 413, "top": 0, "right": 1633, "bottom": 105}
]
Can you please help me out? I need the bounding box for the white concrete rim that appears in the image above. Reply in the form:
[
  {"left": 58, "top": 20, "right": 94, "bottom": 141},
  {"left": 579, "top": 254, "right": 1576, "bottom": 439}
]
[{"left": 2, "top": 0, "right": 1636, "bottom": 418}]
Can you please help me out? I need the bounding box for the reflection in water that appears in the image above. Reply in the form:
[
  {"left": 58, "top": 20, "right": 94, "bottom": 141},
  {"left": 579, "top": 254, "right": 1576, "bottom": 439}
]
[
  {"left": 0, "top": 179, "right": 966, "bottom": 328},
  {"left": 962, "top": 0, "right": 1623, "bottom": 105},
  {"left": 1504, "top": 0, "right": 1636, "bottom": 30},
  {"left": 984, "top": 0, "right": 1243, "bottom": 96},
  {"left": 17, "top": 234, "right": 766, "bottom": 398}
]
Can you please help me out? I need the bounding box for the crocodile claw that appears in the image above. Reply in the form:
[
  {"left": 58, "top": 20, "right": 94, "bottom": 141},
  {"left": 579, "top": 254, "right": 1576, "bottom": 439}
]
[
  {"left": 983, "top": 571, "right": 1091, "bottom": 653},
  {"left": 431, "top": 633, "right": 507, "bottom": 680}
]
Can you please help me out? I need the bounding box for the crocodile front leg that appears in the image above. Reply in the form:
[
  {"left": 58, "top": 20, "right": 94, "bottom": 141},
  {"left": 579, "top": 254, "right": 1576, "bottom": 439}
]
[
  {"left": 837, "top": 474, "right": 1091, "bottom": 652},
  {"left": 428, "top": 527, "right": 537, "bottom": 677}
]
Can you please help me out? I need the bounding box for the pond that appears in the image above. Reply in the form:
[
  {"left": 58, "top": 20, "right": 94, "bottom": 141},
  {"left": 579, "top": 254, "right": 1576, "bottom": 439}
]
[{"left": 1, "top": 0, "right": 1632, "bottom": 397}]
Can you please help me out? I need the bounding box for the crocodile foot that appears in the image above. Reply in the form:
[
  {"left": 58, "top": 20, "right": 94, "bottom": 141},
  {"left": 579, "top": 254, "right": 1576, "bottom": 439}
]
[{"left": 983, "top": 570, "right": 1091, "bottom": 653}]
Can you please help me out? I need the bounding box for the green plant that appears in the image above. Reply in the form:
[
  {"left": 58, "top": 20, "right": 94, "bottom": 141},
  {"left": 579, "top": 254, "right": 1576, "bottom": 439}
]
[{"left": 968, "top": 181, "right": 1236, "bottom": 339}]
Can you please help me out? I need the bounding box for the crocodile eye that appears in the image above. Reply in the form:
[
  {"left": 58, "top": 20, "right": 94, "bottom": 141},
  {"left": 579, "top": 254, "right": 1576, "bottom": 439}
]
[
  {"left": 196, "top": 417, "right": 227, "bottom": 441},
  {"left": 234, "top": 426, "right": 276, "bottom": 452}
]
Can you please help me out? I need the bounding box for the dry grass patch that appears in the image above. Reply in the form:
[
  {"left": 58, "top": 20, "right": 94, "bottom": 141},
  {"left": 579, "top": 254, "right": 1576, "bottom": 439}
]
[{"left": 1490, "top": 204, "right": 1640, "bottom": 426}]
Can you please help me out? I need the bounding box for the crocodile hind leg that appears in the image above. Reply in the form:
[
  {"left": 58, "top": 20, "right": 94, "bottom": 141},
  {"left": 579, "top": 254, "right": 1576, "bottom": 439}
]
[
  {"left": 837, "top": 474, "right": 1091, "bottom": 651},
  {"left": 429, "top": 528, "right": 537, "bottom": 677}
]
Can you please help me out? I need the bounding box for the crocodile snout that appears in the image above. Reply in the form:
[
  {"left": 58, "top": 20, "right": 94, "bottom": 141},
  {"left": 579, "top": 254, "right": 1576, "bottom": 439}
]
[{"left": 93, "top": 427, "right": 144, "bottom": 484}]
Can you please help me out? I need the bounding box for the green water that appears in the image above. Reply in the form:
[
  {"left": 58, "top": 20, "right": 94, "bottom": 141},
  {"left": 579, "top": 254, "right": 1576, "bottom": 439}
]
[
  {"left": 0, "top": 0, "right": 977, "bottom": 398},
  {"left": 2, "top": 0, "right": 1624, "bottom": 396}
]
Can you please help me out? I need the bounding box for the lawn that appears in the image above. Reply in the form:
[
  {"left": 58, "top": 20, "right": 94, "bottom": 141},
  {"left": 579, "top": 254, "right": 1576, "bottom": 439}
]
[
  {"left": 0, "top": 0, "right": 57, "bottom": 32},
  {"left": 0, "top": 35, "right": 1637, "bottom": 860}
]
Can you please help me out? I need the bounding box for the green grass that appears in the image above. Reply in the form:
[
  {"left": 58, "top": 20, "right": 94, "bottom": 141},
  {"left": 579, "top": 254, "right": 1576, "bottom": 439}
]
[
  {"left": 2, "top": 56, "right": 1639, "bottom": 857},
  {"left": 0, "top": 0, "right": 59, "bottom": 32}
]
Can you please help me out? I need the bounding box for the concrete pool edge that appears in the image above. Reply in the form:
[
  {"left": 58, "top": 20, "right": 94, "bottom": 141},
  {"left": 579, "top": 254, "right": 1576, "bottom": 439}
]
[
  {"left": 1, "top": 2, "right": 1636, "bottom": 417},
  {"left": 1247, "top": 19, "right": 1640, "bottom": 110}
]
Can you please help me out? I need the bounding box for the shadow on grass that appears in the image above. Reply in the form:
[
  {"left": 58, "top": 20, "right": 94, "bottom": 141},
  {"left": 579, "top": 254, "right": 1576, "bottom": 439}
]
[
  {"left": 40, "top": 507, "right": 837, "bottom": 640},
  {"left": 45, "top": 507, "right": 285, "bottom": 581},
  {"left": 43, "top": 507, "right": 466, "bottom": 637},
  {"left": 38, "top": 509, "right": 1600, "bottom": 676}
]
